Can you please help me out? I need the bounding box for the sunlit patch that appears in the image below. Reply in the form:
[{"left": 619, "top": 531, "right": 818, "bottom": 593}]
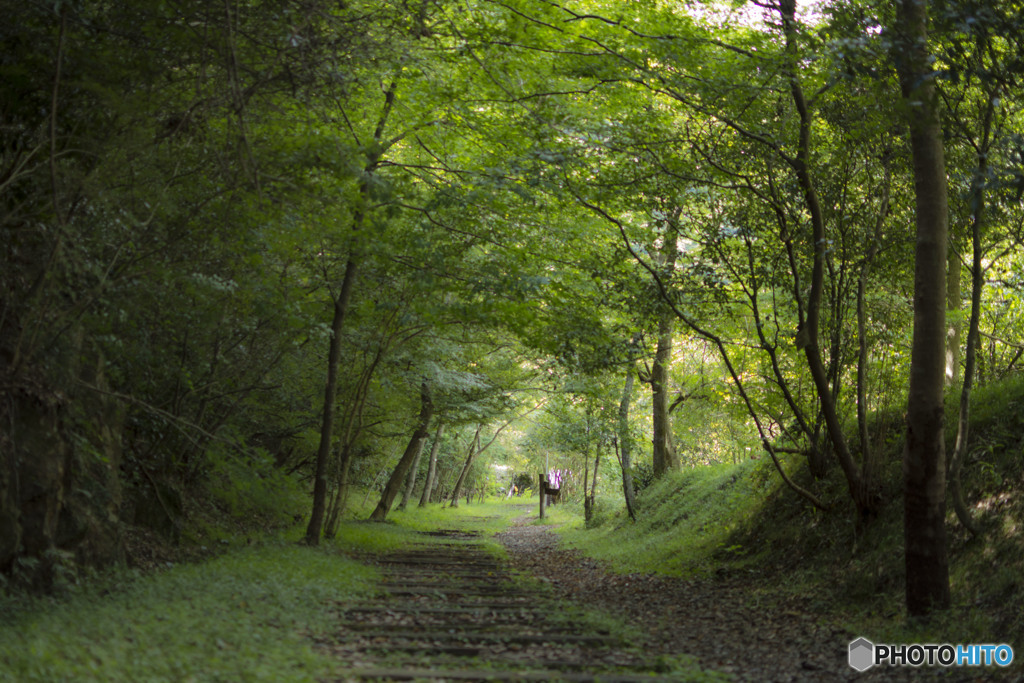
[{"left": 974, "top": 491, "right": 1014, "bottom": 513}]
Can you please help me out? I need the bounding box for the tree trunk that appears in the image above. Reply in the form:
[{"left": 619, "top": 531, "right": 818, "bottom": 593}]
[
  {"left": 779, "top": 0, "right": 873, "bottom": 524},
  {"left": 418, "top": 423, "right": 444, "bottom": 507},
  {"left": 584, "top": 449, "right": 600, "bottom": 524},
  {"left": 582, "top": 440, "right": 592, "bottom": 523},
  {"left": 651, "top": 311, "right": 678, "bottom": 477},
  {"left": 323, "top": 441, "right": 357, "bottom": 539},
  {"left": 589, "top": 444, "right": 600, "bottom": 515},
  {"left": 304, "top": 262, "right": 358, "bottom": 544},
  {"left": 448, "top": 425, "right": 481, "bottom": 509},
  {"left": 306, "top": 80, "right": 399, "bottom": 540},
  {"left": 362, "top": 466, "right": 388, "bottom": 507},
  {"left": 618, "top": 366, "right": 638, "bottom": 522},
  {"left": 539, "top": 473, "right": 547, "bottom": 520},
  {"left": 322, "top": 468, "right": 343, "bottom": 539},
  {"left": 896, "top": 0, "right": 951, "bottom": 615},
  {"left": 398, "top": 430, "right": 426, "bottom": 511},
  {"left": 433, "top": 468, "right": 451, "bottom": 503},
  {"left": 651, "top": 222, "right": 680, "bottom": 478},
  {"left": 949, "top": 141, "right": 991, "bottom": 537},
  {"left": 369, "top": 384, "right": 434, "bottom": 522}
]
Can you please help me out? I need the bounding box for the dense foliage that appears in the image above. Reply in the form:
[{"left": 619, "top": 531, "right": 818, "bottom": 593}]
[{"left": 2, "top": 0, "right": 1023, "bottom": 617}]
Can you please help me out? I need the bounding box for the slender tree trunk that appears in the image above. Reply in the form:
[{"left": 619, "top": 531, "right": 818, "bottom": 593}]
[
  {"left": 304, "top": 263, "right": 357, "bottom": 544},
  {"left": 618, "top": 367, "right": 638, "bottom": 522},
  {"left": 369, "top": 384, "right": 434, "bottom": 522},
  {"left": 949, "top": 143, "right": 991, "bottom": 537},
  {"left": 896, "top": 0, "right": 951, "bottom": 615},
  {"left": 780, "top": 0, "right": 872, "bottom": 523},
  {"left": 448, "top": 425, "right": 481, "bottom": 509},
  {"left": 652, "top": 222, "right": 680, "bottom": 477},
  {"left": 582, "top": 439, "right": 592, "bottom": 522},
  {"left": 322, "top": 462, "right": 344, "bottom": 539},
  {"left": 323, "top": 441, "right": 357, "bottom": 539},
  {"left": 362, "top": 467, "right": 387, "bottom": 506},
  {"left": 590, "top": 445, "right": 600, "bottom": 506},
  {"left": 651, "top": 312, "right": 678, "bottom": 476},
  {"left": 304, "top": 81, "right": 399, "bottom": 543},
  {"left": 949, "top": 213, "right": 982, "bottom": 536},
  {"left": 539, "top": 473, "right": 547, "bottom": 520},
  {"left": 433, "top": 468, "right": 451, "bottom": 503},
  {"left": 398, "top": 431, "right": 426, "bottom": 511},
  {"left": 418, "top": 423, "right": 444, "bottom": 507}
]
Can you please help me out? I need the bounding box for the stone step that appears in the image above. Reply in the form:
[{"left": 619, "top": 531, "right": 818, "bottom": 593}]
[
  {"left": 340, "top": 667, "right": 676, "bottom": 682},
  {"left": 340, "top": 630, "right": 620, "bottom": 646}
]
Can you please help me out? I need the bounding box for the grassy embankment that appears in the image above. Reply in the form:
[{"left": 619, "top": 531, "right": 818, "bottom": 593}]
[
  {"left": 548, "top": 372, "right": 1024, "bottom": 653},
  {"left": 0, "top": 500, "right": 526, "bottom": 682}
]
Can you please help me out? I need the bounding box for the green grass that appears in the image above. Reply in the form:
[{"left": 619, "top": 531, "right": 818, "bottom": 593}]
[
  {"left": 382, "top": 498, "right": 533, "bottom": 535},
  {"left": 332, "top": 497, "right": 533, "bottom": 558},
  {"left": 557, "top": 460, "right": 773, "bottom": 577},
  {"left": 542, "top": 372, "right": 1024, "bottom": 653},
  {"left": 0, "top": 494, "right": 535, "bottom": 683},
  {"left": 0, "top": 493, "right": 731, "bottom": 682},
  {"left": 0, "top": 538, "right": 376, "bottom": 682}
]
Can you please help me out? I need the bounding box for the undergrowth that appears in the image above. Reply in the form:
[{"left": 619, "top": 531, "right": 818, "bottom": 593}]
[{"left": 553, "top": 371, "right": 1024, "bottom": 653}]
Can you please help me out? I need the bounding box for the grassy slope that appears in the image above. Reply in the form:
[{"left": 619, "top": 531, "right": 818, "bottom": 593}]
[
  {"left": 555, "top": 373, "right": 1024, "bottom": 652},
  {"left": 0, "top": 499, "right": 532, "bottom": 682},
  {"left": 0, "top": 541, "right": 376, "bottom": 682}
]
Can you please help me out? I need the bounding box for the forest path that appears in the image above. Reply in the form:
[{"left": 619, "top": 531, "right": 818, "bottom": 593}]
[
  {"left": 323, "top": 518, "right": 700, "bottom": 682},
  {"left": 497, "top": 516, "right": 973, "bottom": 682},
  {"left": 321, "top": 509, "right": 972, "bottom": 682}
]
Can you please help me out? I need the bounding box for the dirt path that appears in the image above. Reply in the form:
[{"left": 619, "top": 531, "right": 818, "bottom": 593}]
[
  {"left": 326, "top": 513, "right": 997, "bottom": 681},
  {"left": 496, "top": 517, "right": 992, "bottom": 683},
  {"left": 326, "top": 527, "right": 693, "bottom": 681}
]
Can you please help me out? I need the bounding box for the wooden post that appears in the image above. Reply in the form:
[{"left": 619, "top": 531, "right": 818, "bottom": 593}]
[{"left": 539, "top": 473, "right": 546, "bottom": 520}]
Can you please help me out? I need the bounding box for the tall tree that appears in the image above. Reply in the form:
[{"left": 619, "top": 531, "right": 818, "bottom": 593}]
[
  {"left": 650, "top": 216, "right": 681, "bottom": 477},
  {"left": 305, "top": 80, "right": 399, "bottom": 544},
  {"left": 938, "top": 0, "right": 1024, "bottom": 537},
  {"left": 895, "top": 0, "right": 951, "bottom": 615}
]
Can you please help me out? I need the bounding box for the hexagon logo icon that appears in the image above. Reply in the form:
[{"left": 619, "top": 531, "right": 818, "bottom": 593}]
[{"left": 849, "top": 637, "right": 875, "bottom": 671}]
